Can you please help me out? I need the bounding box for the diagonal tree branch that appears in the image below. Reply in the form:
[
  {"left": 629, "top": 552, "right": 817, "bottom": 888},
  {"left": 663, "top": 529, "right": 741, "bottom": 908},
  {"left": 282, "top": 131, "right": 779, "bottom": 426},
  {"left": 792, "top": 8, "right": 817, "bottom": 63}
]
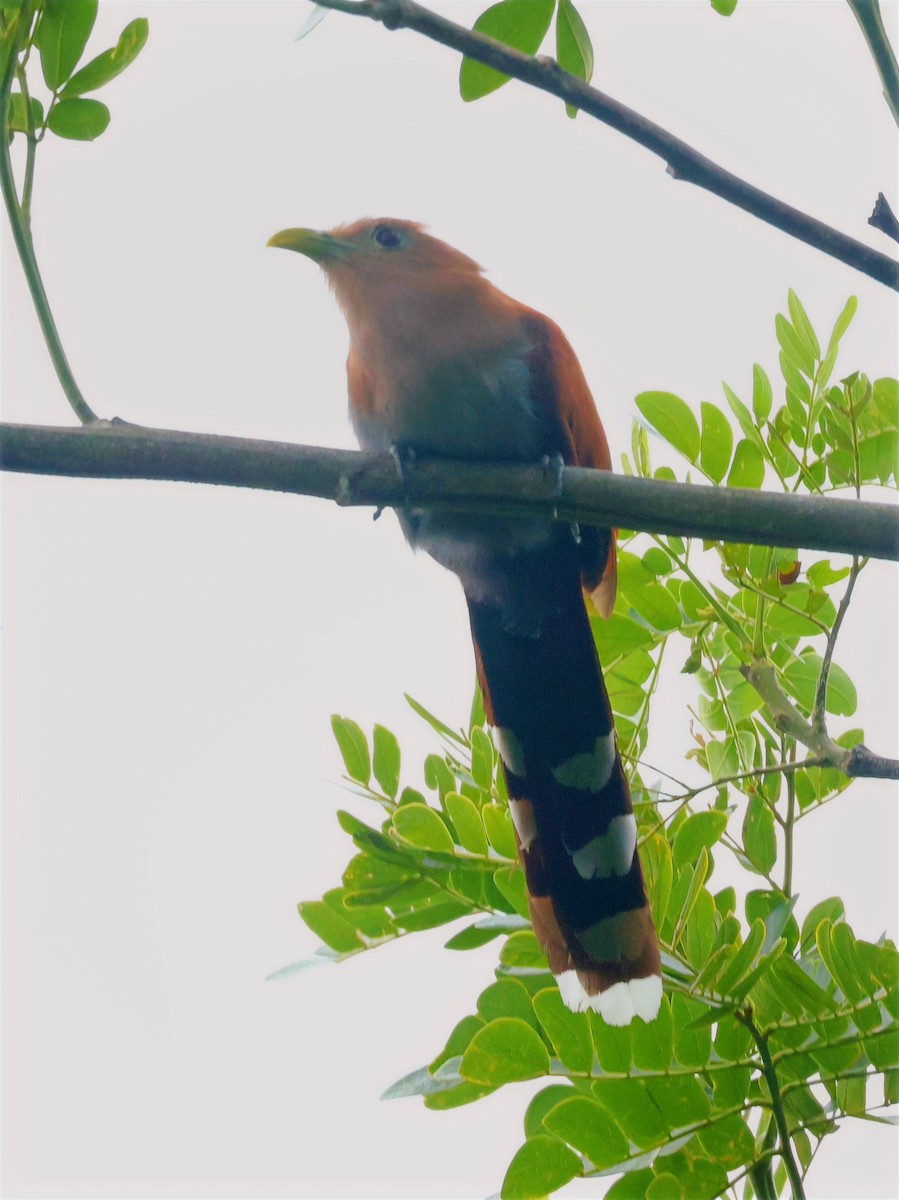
[
  {"left": 2, "top": 420, "right": 898, "bottom": 562},
  {"left": 312, "top": 0, "right": 899, "bottom": 291}
]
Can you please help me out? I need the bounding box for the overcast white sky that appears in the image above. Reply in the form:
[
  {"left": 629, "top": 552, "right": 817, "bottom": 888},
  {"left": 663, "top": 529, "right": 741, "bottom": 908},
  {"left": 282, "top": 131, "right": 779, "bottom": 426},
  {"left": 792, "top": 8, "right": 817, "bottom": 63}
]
[{"left": 3, "top": 1, "right": 898, "bottom": 1197}]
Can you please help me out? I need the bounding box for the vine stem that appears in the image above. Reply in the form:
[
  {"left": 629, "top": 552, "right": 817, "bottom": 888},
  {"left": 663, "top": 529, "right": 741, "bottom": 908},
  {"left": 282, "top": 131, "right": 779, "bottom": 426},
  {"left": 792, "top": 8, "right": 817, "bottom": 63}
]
[
  {"left": 0, "top": 7, "right": 97, "bottom": 424},
  {"left": 738, "top": 1009, "right": 807, "bottom": 1200}
]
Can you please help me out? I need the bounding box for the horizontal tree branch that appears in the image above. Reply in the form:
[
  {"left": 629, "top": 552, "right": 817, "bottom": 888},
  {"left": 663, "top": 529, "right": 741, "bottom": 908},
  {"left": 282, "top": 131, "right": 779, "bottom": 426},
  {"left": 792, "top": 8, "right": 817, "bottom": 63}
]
[
  {"left": 314, "top": 0, "right": 899, "bottom": 291},
  {"left": 2, "top": 421, "right": 897, "bottom": 562}
]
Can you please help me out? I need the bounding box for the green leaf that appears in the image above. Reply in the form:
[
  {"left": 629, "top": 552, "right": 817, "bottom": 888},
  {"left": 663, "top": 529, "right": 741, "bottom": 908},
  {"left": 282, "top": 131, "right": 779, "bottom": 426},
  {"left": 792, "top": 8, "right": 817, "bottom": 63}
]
[
  {"left": 646, "top": 1177, "right": 685, "bottom": 1200},
  {"left": 672, "top": 811, "right": 728, "bottom": 866},
  {"left": 461, "top": 1017, "right": 550, "bottom": 1085},
  {"left": 392, "top": 804, "right": 454, "bottom": 853},
  {"left": 330, "top": 715, "right": 371, "bottom": 785},
  {"left": 7, "top": 92, "right": 43, "bottom": 134},
  {"left": 445, "top": 915, "right": 523, "bottom": 951},
  {"left": 555, "top": 0, "right": 593, "bottom": 117},
  {"left": 742, "top": 795, "right": 776, "bottom": 875},
  {"left": 726, "top": 438, "right": 765, "bottom": 488},
  {"left": 787, "top": 290, "right": 821, "bottom": 362},
  {"left": 605, "top": 1171, "right": 656, "bottom": 1199},
  {"left": 672, "top": 993, "right": 713, "bottom": 1068},
  {"left": 500, "top": 930, "right": 548, "bottom": 971},
  {"left": 825, "top": 295, "right": 858, "bottom": 361},
  {"left": 543, "top": 1096, "right": 629, "bottom": 1168},
  {"left": 494, "top": 865, "right": 530, "bottom": 918},
  {"left": 445, "top": 791, "right": 489, "bottom": 854},
  {"left": 590, "top": 1078, "right": 667, "bottom": 1148},
  {"left": 800, "top": 896, "right": 845, "bottom": 952},
  {"left": 711, "top": 0, "right": 738, "bottom": 13},
  {"left": 713, "top": 919, "right": 766, "bottom": 997},
  {"left": 459, "top": 0, "right": 555, "bottom": 101},
  {"left": 469, "top": 725, "right": 494, "bottom": 790},
  {"left": 776, "top": 312, "right": 816, "bottom": 378},
  {"left": 371, "top": 723, "right": 400, "bottom": 798},
  {"left": 695, "top": 1114, "right": 754, "bottom": 1169},
  {"left": 752, "top": 364, "right": 773, "bottom": 423},
  {"left": 635, "top": 391, "right": 701, "bottom": 462},
  {"left": 699, "top": 401, "right": 733, "bottom": 483},
  {"left": 532, "top": 988, "right": 592, "bottom": 1072},
  {"left": 642, "top": 547, "right": 672, "bottom": 576},
  {"left": 749, "top": 891, "right": 799, "bottom": 955},
  {"left": 61, "top": 16, "right": 148, "bottom": 97},
  {"left": 477, "top": 977, "right": 541, "bottom": 1032},
  {"left": 591, "top": 612, "right": 654, "bottom": 657},
  {"left": 630, "top": 996, "right": 674, "bottom": 1070},
  {"left": 524, "top": 1084, "right": 582, "bottom": 1138},
  {"left": 630, "top": 580, "right": 681, "bottom": 632},
  {"left": 297, "top": 900, "right": 363, "bottom": 953},
  {"left": 46, "top": 96, "right": 109, "bottom": 140},
  {"left": 644, "top": 1074, "right": 711, "bottom": 1125},
  {"left": 771, "top": 955, "right": 840, "bottom": 1018},
  {"left": 405, "top": 693, "right": 467, "bottom": 747},
  {"left": 589, "top": 1012, "right": 632, "bottom": 1073},
  {"left": 501, "top": 1135, "right": 581, "bottom": 1200},
  {"left": 35, "top": 0, "right": 97, "bottom": 89},
  {"left": 482, "top": 803, "right": 517, "bottom": 859},
  {"left": 783, "top": 654, "right": 857, "bottom": 717}
]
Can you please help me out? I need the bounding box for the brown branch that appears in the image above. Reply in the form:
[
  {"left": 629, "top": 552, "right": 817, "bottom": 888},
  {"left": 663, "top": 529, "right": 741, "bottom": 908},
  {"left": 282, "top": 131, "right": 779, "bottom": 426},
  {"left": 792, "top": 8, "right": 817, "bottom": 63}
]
[
  {"left": 312, "top": 0, "right": 899, "bottom": 291},
  {"left": 2, "top": 421, "right": 898, "bottom": 561},
  {"left": 740, "top": 659, "right": 899, "bottom": 781},
  {"left": 869, "top": 192, "right": 899, "bottom": 244}
]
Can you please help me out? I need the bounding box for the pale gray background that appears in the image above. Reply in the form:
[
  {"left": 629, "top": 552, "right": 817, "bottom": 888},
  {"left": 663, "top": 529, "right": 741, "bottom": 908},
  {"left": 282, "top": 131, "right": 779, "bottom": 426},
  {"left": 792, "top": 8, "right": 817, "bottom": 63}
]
[{"left": 2, "top": 1, "right": 897, "bottom": 1196}]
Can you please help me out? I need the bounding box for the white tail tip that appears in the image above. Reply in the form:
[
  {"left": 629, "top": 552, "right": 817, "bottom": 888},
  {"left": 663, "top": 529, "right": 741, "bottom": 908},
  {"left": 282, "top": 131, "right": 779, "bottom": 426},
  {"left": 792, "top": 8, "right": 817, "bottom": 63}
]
[{"left": 555, "top": 971, "right": 663, "bottom": 1025}]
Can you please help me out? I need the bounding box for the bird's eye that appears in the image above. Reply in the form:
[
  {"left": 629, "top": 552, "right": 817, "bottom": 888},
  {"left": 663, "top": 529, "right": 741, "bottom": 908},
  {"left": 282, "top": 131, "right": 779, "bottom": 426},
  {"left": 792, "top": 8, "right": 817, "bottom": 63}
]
[{"left": 373, "top": 224, "right": 403, "bottom": 249}]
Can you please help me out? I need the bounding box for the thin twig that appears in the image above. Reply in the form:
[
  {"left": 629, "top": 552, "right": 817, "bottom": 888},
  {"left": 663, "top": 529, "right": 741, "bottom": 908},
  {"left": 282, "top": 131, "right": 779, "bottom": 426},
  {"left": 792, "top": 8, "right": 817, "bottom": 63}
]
[
  {"left": 313, "top": 0, "right": 899, "bottom": 290},
  {"left": 813, "top": 557, "right": 863, "bottom": 729},
  {"left": 0, "top": 7, "right": 97, "bottom": 424}
]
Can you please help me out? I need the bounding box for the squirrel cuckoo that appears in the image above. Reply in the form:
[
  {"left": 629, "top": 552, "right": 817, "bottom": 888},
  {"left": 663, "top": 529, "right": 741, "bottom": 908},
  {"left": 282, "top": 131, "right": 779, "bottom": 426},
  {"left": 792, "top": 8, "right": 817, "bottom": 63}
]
[{"left": 268, "top": 218, "right": 662, "bottom": 1025}]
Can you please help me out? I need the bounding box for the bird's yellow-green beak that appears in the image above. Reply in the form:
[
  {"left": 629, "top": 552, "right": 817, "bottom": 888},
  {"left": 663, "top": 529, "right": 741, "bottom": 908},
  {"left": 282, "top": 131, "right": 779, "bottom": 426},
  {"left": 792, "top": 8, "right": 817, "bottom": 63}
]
[{"left": 266, "top": 227, "right": 347, "bottom": 262}]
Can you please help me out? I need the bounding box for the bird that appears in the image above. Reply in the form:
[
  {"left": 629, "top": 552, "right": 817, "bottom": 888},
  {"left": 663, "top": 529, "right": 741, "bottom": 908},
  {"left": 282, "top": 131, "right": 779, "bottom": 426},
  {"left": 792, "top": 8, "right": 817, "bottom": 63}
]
[{"left": 268, "top": 218, "right": 662, "bottom": 1026}]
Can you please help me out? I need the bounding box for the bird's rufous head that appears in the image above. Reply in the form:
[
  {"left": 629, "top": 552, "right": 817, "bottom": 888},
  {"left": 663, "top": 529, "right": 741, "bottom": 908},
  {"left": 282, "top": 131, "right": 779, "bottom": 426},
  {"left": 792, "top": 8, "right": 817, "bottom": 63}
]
[{"left": 267, "top": 218, "right": 485, "bottom": 325}]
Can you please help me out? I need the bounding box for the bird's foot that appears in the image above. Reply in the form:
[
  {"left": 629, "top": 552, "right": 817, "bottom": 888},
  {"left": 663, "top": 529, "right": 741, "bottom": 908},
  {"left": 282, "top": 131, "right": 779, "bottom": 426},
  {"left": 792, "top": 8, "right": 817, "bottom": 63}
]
[
  {"left": 390, "top": 441, "right": 418, "bottom": 501},
  {"left": 541, "top": 452, "right": 565, "bottom": 518},
  {"left": 541, "top": 453, "right": 565, "bottom": 498}
]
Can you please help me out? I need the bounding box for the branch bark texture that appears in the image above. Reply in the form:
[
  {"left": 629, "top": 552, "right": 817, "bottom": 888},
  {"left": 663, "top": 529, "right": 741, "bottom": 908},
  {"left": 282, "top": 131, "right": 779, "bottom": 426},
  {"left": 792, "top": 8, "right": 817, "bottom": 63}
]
[
  {"left": 2, "top": 421, "right": 897, "bottom": 562},
  {"left": 314, "top": 0, "right": 899, "bottom": 290}
]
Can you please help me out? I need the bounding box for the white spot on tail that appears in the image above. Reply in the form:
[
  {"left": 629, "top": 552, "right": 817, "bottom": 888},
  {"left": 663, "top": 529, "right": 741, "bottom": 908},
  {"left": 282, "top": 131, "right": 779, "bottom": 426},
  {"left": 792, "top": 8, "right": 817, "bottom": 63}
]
[
  {"left": 592, "top": 981, "right": 634, "bottom": 1026},
  {"left": 571, "top": 813, "right": 637, "bottom": 879},
  {"left": 508, "top": 799, "right": 537, "bottom": 850},
  {"left": 492, "top": 726, "right": 526, "bottom": 777},
  {"left": 551, "top": 732, "right": 616, "bottom": 793},
  {"left": 629, "top": 974, "right": 663, "bottom": 1022},
  {"left": 555, "top": 972, "right": 663, "bottom": 1025},
  {"left": 555, "top": 969, "right": 590, "bottom": 1013}
]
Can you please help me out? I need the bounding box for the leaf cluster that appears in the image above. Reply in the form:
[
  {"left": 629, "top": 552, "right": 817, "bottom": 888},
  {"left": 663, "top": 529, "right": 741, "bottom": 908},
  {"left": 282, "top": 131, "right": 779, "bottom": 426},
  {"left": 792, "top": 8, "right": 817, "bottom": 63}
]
[
  {"left": 2, "top": 0, "right": 147, "bottom": 145},
  {"left": 457, "top": 0, "right": 740, "bottom": 112},
  {"left": 282, "top": 294, "right": 898, "bottom": 1199}
]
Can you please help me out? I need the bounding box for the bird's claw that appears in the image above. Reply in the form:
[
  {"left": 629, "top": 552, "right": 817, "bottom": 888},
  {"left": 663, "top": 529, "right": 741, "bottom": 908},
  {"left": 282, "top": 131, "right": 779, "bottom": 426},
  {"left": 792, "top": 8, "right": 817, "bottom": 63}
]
[
  {"left": 390, "top": 442, "right": 418, "bottom": 501},
  {"left": 541, "top": 452, "right": 565, "bottom": 499}
]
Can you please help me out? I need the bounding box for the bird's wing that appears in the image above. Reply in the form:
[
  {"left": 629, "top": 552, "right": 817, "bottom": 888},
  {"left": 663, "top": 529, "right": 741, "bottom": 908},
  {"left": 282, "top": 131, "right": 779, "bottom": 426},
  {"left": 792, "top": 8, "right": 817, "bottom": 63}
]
[{"left": 521, "top": 310, "right": 618, "bottom": 617}]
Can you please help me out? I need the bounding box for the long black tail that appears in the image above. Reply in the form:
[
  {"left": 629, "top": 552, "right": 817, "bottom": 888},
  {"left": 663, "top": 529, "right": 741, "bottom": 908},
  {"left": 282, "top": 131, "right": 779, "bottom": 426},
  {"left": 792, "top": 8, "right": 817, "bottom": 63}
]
[{"left": 467, "top": 564, "right": 662, "bottom": 1026}]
